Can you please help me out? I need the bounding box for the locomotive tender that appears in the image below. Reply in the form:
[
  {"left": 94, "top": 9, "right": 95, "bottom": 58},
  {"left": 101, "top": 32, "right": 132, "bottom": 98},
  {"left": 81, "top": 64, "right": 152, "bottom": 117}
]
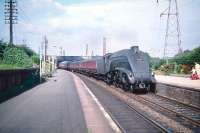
[{"left": 68, "top": 46, "right": 156, "bottom": 92}]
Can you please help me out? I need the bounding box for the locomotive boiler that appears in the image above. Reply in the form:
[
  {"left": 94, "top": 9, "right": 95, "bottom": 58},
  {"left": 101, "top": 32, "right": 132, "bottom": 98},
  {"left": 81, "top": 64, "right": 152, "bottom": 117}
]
[{"left": 68, "top": 46, "right": 156, "bottom": 92}]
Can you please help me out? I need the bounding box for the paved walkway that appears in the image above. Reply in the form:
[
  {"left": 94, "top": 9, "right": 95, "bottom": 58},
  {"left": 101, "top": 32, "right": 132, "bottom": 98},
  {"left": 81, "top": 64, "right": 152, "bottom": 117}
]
[
  {"left": 155, "top": 75, "right": 200, "bottom": 90},
  {"left": 0, "top": 70, "right": 117, "bottom": 133}
]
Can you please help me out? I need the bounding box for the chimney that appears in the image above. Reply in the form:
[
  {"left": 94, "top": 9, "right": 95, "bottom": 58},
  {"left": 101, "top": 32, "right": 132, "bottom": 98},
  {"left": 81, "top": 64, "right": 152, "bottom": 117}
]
[{"left": 131, "top": 46, "right": 139, "bottom": 53}]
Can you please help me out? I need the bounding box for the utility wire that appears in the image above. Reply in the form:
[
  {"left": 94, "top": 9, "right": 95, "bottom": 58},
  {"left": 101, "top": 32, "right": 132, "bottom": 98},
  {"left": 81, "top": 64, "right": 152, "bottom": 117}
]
[{"left": 17, "top": 1, "right": 42, "bottom": 36}]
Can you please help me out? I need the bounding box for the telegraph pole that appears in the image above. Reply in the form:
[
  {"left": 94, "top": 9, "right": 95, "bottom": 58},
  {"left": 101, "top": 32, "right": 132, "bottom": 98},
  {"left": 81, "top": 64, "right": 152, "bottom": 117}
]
[
  {"left": 86, "top": 44, "right": 88, "bottom": 57},
  {"left": 59, "top": 47, "right": 63, "bottom": 56},
  {"left": 5, "top": 0, "right": 18, "bottom": 45},
  {"left": 91, "top": 50, "right": 94, "bottom": 57},
  {"left": 103, "top": 37, "right": 107, "bottom": 56},
  {"left": 39, "top": 43, "right": 43, "bottom": 82},
  {"left": 43, "top": 36, "right": 48, "bottom": 75},
  {"left": 160, "top": 0, "right": 182, "bottom": 64},
  {"left": 44, "top": 36, "right": 48, "bottom": 61}
]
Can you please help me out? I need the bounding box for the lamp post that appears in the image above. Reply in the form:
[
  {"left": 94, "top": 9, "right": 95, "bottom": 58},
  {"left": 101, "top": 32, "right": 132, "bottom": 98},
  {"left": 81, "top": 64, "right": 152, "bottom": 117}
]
[
  {"left": 39, "top": 42, "right": 43, "bottom": 82},
  {"left": 52, "top": 45, "right": 59, "bottom": 71}
]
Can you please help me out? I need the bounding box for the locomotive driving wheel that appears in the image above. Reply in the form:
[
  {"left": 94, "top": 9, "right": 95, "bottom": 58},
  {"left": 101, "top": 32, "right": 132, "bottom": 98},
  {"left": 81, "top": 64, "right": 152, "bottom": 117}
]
[
  {"left": 122, "top": 74, "right": 129, "bottom": 91},
  {"left": 106, "top": 73, "right": 112, "bottom": 85},
  {"left": 150, "top": 83, "right": 156, "bottom": 93},
  {"left": 113, "top": 71, "right": 120, "bottom": 87},
  {"left": 130, "top": 85, "right": 134, "bottom": 92}
]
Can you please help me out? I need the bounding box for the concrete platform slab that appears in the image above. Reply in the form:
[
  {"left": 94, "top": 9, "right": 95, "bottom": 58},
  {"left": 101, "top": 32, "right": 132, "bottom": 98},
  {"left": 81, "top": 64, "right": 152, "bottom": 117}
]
[
  {"left": 155, "top": 75, "right": 200, "bottom": 90},
  {"left": 72, "top": 72, "right": 121, "bottom": 133}
]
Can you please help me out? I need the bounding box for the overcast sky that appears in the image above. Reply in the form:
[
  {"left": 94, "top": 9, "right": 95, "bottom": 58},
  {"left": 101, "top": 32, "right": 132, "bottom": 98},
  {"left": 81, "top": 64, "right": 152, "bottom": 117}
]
[{"left": 0, "top": 0, "right": 199, "bottom": 57}]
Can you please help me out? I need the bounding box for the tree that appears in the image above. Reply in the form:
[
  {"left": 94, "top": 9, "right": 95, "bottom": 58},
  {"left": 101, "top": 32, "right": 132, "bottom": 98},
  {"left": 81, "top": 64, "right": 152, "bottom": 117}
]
[
  {"left": 150, "top": 57, "right": 165, "bottom": 70},
  {"left": 16, "top": 45, "right": 35, "bottom": 57},
  {"left": 173, "top": 47, "right": 200, "bottom": 65},
  {"left": 190, "top": 46, "right": 200, "bottom": 64}
]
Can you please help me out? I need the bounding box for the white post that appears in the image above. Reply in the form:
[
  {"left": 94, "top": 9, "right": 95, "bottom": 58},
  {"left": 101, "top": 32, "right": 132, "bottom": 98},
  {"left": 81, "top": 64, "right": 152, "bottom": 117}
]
[{"left": 39, "top": 43, "right": 42, "bottom": 82}]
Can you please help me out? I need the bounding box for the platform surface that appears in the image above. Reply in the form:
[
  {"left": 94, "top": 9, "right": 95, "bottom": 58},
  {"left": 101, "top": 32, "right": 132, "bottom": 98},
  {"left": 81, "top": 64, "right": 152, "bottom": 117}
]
[
  {"left": 0, "top": 70, "right": 116, "bottom": 133},
  {"left": 155, "top": 75, "right": 200, "bottom": 90}
]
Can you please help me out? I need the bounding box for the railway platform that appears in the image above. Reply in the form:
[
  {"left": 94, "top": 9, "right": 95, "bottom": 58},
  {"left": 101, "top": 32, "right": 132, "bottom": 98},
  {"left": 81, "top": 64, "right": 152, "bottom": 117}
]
[
  {"left": 155, "top": 75, "right": 200, "bottom": 109},
  {"left": 155, "top": 75, "right": 200, "bottom": 90},
  {"left": 0, "top": 70, "right": 118, "bottom": 133}
]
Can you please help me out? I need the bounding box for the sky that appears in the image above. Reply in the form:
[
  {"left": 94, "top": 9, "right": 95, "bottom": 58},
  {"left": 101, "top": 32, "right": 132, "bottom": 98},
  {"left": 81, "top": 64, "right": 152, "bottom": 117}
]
[{"left": 0, "top": 0, "right": 200, "bottom": 57}]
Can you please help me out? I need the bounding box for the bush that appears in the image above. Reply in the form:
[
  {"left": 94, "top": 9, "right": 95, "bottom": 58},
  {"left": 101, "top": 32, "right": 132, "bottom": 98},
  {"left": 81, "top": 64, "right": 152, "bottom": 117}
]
[
  {"left": 159, "top": 64, "right": 175, "bottom": 75},
  {"left": 150, "top": 58, "right": 165, "bottom": 70},
  {"left": 180, "top": 64, "right": 191, "bottom": 74},
  {"left": 31, "top": 54, "right": 40, "bottom": 65},
  {"left": 174, "top": 64, "right": 181, "bottom": 74},
  {"left": 0, "top": 41, "right": 8, "bottom": 60},
  {"left": 16, "top": 45, "right": 35, "bottom": 57},
  {"left": 2, "top": 47, "right": 32, "bottom": 68}
]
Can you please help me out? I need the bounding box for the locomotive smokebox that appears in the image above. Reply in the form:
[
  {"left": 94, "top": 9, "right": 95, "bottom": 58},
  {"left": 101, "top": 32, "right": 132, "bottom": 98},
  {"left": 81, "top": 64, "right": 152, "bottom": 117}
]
[{"left": 131, "top": 46, "right": 139, "bottom": 53}]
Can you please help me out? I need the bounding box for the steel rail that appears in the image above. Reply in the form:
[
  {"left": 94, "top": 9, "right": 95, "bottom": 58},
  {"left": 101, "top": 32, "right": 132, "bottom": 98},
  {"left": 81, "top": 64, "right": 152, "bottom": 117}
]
[
  {"left": 103, "top": 79, "right": 200, "bottom": 128},
  {"left": 131, "top": 94, "right": 200, "bottom": 127},
  {"left": 124, "top": 100, "right": 172, "bottom": 133}
]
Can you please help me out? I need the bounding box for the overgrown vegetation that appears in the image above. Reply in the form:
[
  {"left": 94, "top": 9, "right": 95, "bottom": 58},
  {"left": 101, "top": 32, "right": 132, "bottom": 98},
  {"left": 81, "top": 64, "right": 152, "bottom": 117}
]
[
  {"left": 0, "top": 40, "right": 39, "bottom": 69},
  {"left": 0, "top": 40, "right": 7, "bottom": 61},
  {"left": 150, "top": 46, "right": 200, "bottom": 75},
  {"left": 0, "top": 64, "right": 21, "bottom": 70},
  {"left": 31, "top": 54, "right": 40, "bottom": 65},
  {"left": 150, "top": 57, "right": 165, "bottom": 70},
  {"left": 3, "top": 47, "right": 33, "bottom": 68}
]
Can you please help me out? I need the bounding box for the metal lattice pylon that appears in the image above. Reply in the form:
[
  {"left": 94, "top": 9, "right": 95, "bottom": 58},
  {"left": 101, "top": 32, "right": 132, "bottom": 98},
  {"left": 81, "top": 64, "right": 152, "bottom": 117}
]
[{"left": 160, "top": 0, "right": 182, "bottom": 63}]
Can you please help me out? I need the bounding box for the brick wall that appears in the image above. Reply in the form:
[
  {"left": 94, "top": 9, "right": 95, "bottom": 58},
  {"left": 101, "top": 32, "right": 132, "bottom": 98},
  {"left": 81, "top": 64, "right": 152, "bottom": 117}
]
[
  {"left": 156, "top": 83, "right": 200, "bottom": 109},
  {"left": 0, "top": 68, "right": 39, "bottom": 91}
]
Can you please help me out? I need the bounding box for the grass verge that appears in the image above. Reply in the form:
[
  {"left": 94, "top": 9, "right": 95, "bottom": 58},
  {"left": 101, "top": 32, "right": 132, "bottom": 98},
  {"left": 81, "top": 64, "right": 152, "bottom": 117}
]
[{"left": 0, "top": 64, "right": 23, "bottom": 70}]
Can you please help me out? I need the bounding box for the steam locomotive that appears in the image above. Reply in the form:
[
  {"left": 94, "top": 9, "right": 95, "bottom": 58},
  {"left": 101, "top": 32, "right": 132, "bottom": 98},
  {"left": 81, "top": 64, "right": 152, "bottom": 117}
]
[{"left": 60, "top": 46, "right": 156, "bottom": 92}]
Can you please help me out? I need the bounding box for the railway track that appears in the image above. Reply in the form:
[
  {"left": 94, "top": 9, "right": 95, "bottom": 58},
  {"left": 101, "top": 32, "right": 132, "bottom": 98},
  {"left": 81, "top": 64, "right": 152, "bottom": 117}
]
[
  {"left": 125, "top": 93, "right": 200, "bottom": 131},
  {"left": 77, "top": 73, "right": 200, "bottom": 132},
  {"left": 108, "top": 81, "right": 200, "bottom": 130},
  {"left": 139, "top": 94, "right": 200, "bottom": 127},
  {"left": 78, "top": 74, "right": 171, "bottom": 133}
]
